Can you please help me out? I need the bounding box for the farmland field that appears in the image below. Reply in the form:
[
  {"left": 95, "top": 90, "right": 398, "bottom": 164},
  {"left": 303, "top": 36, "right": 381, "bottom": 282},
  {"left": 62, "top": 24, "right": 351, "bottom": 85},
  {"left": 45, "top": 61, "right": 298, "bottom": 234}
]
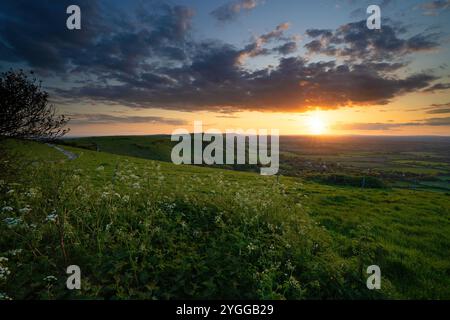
[{"left": 1, "top": 137, "right": 449, "bottom": 299}]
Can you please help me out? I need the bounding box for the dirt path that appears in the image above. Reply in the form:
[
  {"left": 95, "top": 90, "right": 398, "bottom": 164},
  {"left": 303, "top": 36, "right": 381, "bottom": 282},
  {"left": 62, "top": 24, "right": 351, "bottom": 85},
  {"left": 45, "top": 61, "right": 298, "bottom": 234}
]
[{"left": 46, "top": 143, "right": 78, "bottom": 160}]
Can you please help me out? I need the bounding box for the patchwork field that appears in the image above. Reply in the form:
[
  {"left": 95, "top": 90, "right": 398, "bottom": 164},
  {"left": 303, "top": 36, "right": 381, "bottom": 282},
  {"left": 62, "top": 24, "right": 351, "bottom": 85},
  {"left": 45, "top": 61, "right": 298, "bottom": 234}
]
[{"left": 1, "top": 138, "right": 450, "bottom": 299}]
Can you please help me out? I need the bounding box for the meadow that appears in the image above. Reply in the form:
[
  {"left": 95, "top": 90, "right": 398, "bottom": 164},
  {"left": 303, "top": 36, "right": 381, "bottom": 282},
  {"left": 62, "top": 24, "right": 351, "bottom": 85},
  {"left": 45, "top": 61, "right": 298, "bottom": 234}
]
[{"left": 1, "top": 137, "right": 449, "bottom": 299}]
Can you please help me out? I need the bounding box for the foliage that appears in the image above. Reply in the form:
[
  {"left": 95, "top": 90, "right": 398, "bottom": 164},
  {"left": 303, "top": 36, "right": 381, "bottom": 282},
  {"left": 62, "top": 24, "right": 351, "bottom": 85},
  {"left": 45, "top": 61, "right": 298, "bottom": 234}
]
[
  {"left": 0, "top": 70, "right": 69, "bottom": 140},
  {"left": 0, "top": 139, "right": 449, "bottom": 299}
]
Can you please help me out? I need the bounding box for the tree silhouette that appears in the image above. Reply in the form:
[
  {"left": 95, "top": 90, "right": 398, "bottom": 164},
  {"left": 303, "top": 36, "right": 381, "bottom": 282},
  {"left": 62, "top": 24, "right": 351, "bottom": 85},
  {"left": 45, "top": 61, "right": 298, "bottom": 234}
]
[{"left": 0, "top": 70, "right": 69, "bottom": 140}]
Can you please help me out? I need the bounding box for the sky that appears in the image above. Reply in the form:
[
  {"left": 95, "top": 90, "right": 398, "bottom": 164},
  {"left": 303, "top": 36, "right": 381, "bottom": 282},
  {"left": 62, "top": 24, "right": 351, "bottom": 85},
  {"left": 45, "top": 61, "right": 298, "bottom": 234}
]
[{"left": 1, "top": 0, "right": 450, "bottom": 136}]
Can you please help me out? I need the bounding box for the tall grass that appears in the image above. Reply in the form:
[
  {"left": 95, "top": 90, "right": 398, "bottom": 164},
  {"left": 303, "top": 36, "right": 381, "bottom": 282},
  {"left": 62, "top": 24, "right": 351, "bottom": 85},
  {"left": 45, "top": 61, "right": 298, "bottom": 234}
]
[{"left": 0, "top": 140, "right": 383, "bottom": 299}]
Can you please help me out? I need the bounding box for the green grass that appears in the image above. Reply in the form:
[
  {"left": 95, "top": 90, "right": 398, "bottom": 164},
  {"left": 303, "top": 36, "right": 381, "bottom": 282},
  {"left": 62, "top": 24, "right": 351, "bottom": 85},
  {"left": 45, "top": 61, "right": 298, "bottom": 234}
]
[{"left": 1, "top": 138, "right": 450, "bottom": 299}]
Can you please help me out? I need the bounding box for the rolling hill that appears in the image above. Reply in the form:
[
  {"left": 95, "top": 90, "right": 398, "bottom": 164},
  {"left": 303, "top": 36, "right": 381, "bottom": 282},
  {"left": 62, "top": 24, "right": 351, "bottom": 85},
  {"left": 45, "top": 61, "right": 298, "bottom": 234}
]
[{"left": 1, "top": 138, "right": 449, "bottom": 299}]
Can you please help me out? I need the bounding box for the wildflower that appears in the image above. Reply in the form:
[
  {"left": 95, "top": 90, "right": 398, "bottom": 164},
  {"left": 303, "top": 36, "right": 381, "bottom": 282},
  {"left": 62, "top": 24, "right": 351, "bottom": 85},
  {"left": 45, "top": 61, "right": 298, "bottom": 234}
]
[
  {"left": 43, "top": 275, "right": 58, "bottom": 282},
  {"left": 1, "top": 206, "right": 13, "bottom": 212},
  {"left": 0, "top": 259, "right": 11, "bottom": 281},
  {"left": 286, "top": 260, "right": 295, "bottom": 272},
  {"left": 101, "top": 192, "right": 110, "bottom": 199},
  {"left": 45, "top": 213, "right": 58, "bottom": 223},
  {"left": 8, "top": 249, "right": 22, "bottom": 256},
  {"left": 132, "top": 182, "right": 140, "bottom": 189},
  {"left": 25, "top": 188, "right": 39, "bottom": 198},
  {"left": 122, "top": 195, "right": 130, "bottom": 203},
  {"left": 247, "top": 243, "right": 257, "bottom": 252},
  {"left": 4, "top": 217, "right": 22, "bottom": 228},
  {"left": 0, "top": 292, "right": 11, "bottom": 300},
  {"left": 19, "top": 207, "right": 31, "bottom": 214},
  {"left": 96, "top": 166, "right": 105, "bottom": 171}
]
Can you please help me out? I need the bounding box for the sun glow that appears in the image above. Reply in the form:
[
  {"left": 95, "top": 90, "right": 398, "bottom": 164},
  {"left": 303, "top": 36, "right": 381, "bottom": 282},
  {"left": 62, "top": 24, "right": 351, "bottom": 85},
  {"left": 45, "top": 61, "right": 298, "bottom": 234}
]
[{"left": 307, "top": 113, "right": 327, "bottom": 135}]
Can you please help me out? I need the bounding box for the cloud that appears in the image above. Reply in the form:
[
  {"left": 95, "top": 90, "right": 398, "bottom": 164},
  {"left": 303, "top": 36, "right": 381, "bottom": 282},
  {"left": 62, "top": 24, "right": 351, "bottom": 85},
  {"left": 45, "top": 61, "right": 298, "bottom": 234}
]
[
  {"left": 424, "top": 102, "right": 450, "bottom": 115},
  {"left": 211, "top": 0, "right": 260, "bottom": 22},
  {"left": 274, "top": 41, "right": 298, "bottom": 55},
  {"left": 426, "top": 108, "right": 450, "bottom": 114},
  {"left": 59, "top": 56, "right": 436, "bottom": 113},
  {"left": 420, "top": 0, "right": 450, "bottom": 16},
  {"left": 304, "top": 20, "right": 439, "bottom": 62},
  {"left": 0, "top": 2, "right": 445, "bottom": 115},
  {"left": 334, "top": 122, "right": 402, "bottom": 130},
  {"left": 0, "top": 0, "right": 195, "bottom": 74},
  {"left": 334, "top": 117, "right": 450, "bottom": 130},
  {"left": 420, "top": 116, "right": 450, "bottom": 126},
  {"left": 68, "top": 113, "right": 187, "bottom": 125},
  {"left": 423, "top": 83, "right": 450, "bottom": 92},
  {"left": 238, "top": 22, "right": 294, "bottom": 60}
]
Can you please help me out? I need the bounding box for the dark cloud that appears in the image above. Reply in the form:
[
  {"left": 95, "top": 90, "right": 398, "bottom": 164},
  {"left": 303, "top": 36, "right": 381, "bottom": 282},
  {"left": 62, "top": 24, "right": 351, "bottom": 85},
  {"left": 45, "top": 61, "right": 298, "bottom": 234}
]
[
  {"left": 0, "top": 0, "right": 106, "bottom": 71},
  {"left": 421, "top": 116, "right": 450, "bottom": 126},
  {"left": 427, "top": 108, "right": 450, "bottom": 114},
  {"left": 210, "top": 0, "right": 260, "bottom": 22},
  {"left": 0, "top": 2, "right": 445, "bottom": 114},
  {"left": 423, "top": 83, "right": 450, "bottom": 92},
  {"left": 274, "top": 41, "right": 298, "bottom": 55},
  {"left": 304, "top": 20, "right": 439, "bottom": 61},
  {"left": 58, "top": 55, "right": 435, "bottom": 112},
  {"left": 238, "top": 23, "right": 293, "bottom": 60},
  {"left": 0, "top": 0, "right": 194, "bottom": 75},
  {"left": 68, "top": 113, "right": 187, "bottom": 125}
]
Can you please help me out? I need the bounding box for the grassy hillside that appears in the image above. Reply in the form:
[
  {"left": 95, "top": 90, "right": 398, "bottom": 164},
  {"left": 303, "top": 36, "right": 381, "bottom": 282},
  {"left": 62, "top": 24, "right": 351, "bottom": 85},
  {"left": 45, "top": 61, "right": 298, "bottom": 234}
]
[
  {"left": 1, "top": 139, "right": 449, "bottom": 299},
  {"left": 62, "top": 135, "right": 450, "bottom": 191}
]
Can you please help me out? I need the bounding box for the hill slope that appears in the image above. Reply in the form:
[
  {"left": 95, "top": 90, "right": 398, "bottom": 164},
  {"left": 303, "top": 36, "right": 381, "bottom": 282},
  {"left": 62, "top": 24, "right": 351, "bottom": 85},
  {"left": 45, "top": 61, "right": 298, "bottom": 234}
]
[{"left": 1, "top": 139, "right": 449, "bottom": 299}]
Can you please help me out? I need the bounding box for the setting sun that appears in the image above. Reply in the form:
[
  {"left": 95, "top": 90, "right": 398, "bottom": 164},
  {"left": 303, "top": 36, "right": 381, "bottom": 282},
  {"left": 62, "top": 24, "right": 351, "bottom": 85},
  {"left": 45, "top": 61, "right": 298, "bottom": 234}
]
[{"left": 307, "top": 114, "right": 327, "bottom": 135}]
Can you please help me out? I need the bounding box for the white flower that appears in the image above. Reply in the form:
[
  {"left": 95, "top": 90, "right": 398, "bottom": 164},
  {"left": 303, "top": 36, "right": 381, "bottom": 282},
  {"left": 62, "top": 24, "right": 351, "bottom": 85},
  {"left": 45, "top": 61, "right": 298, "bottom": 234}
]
[
  {"left": 0, "top": 292, "right": 11, "bottom": 300},
  {"left": 101, "top": 192, "right": 110, "bottom": 199},
  {"left": 4, "top": 217, "right": 22, "bottom": 228},
  {"left": 132, "top": 182, "right": 140, "bottom": 189},
  {"left": 247, "top": 243, "right": 257, "bottom": 252},
  {"left": 96, "top": 166, "right": 105, "bottom": 171},
  {"left": 19, "top": 207, "right": 31, "bottom": 214},
  {"left": 122, "top": 195, "right": 130, "bottom": 203},
  {"left": 0, "top": 261, "right": 11, "bottom": 281},
  {"left": 43, "top": 275, "right": 57, "bottom": 282},
  {"left": 25, "top": 188, "right": 39, "bottom": 198},
  {"left": 2, "top": 206, "right": 13, "bottom": 212},
  {"left": 7, "top": 249, "right": 22, "bottom": 256},
  {"left": 45, "top": 213, "right": 58, "bottom": 223}
]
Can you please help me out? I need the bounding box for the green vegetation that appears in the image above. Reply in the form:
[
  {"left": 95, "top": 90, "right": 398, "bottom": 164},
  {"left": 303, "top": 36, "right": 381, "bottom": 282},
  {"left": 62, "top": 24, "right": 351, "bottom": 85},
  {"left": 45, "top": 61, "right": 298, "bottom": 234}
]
[
  {"left": 63, "top": 135, "right": 450, "bottom": 191},
  {"left": 1, "top": 138, "right": 449, "bottom": 299}
]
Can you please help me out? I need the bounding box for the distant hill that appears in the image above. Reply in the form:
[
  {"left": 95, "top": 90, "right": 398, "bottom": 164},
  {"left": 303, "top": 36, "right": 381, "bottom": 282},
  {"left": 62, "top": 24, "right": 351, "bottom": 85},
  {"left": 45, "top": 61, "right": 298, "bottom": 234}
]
[{"left": 60, "top": 135, "right": 450, "bottom": 190}]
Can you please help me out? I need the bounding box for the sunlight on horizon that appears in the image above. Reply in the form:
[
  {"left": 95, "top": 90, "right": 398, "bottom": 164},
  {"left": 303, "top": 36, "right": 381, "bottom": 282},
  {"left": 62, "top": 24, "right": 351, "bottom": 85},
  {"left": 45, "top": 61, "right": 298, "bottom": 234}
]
[{"left": 306, "top": 112, "right": 328, "bottom": 135}]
